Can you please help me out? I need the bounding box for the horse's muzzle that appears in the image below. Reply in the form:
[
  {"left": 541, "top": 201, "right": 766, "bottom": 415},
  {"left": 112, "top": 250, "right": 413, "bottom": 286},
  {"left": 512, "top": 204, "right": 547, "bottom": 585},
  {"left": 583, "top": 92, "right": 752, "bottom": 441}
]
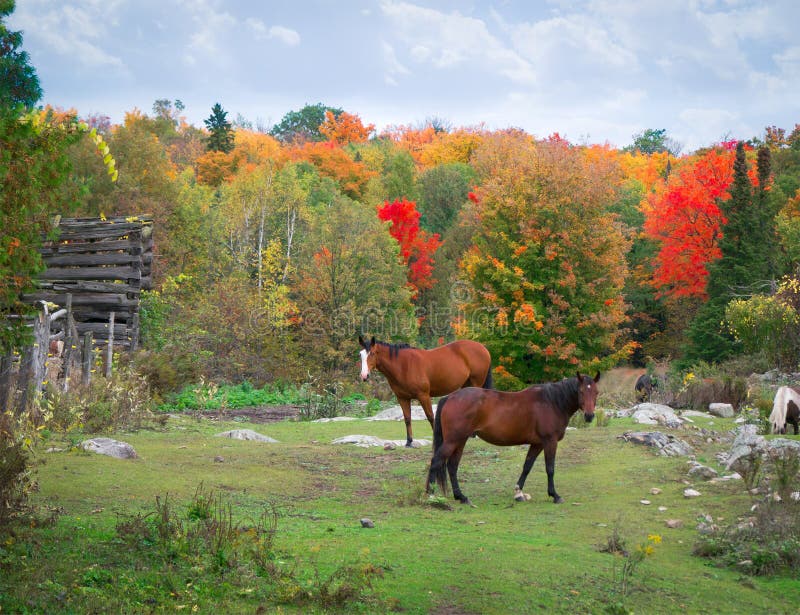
[
  {"left": 584, "top": 412, "right": 595, "bottom": 423},
  {"left": 360, "top": 373, "right": 369, "bottom": 382}
]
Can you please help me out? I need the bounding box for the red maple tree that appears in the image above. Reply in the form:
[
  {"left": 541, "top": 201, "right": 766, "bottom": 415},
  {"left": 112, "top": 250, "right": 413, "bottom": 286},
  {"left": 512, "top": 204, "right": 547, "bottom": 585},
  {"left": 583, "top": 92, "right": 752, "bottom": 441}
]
[
  {"left": 377, "top": 198, "right": 442, "bottom": 299},
  {"left": 643, "top": 144, "right": 759, "bottom": 299}
]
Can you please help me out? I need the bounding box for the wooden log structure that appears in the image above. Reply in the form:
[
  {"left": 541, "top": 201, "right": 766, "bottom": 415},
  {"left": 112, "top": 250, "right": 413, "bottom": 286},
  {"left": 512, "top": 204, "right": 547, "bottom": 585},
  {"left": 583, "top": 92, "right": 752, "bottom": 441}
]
[{"left": 23, "top": 215, "right": 154, "bottom": 351}]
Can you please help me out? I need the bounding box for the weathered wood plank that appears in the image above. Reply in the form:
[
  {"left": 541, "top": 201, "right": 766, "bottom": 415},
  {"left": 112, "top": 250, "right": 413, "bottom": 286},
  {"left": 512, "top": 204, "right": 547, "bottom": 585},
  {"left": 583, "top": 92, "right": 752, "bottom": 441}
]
[
  {"left": 33, "top": 281, "right": 141, "bottom": 295},
  {"left": 41, "top": 253, "right": 142, "bottom": 267},
  {"left": 39, "top": 266, "right": 141, "bottom": 282},
  {"left": 40, "top": 239, "right": 140, "bottom": 254},
  {"left": 23, "top": 292, "right": 138, "bottom": 307}
]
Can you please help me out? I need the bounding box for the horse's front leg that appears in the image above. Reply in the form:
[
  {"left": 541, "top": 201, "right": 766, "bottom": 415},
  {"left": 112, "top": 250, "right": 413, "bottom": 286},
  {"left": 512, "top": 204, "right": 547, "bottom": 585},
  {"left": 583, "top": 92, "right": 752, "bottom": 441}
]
[
  {"left": 514, "top": 443, "right": 542, "bottom": 501},
  {"left": 398, "top": 398, "right": 414, "bottom": 447},
  {"left": 544, "top": 440, "right": 562, "bottom": 503}
]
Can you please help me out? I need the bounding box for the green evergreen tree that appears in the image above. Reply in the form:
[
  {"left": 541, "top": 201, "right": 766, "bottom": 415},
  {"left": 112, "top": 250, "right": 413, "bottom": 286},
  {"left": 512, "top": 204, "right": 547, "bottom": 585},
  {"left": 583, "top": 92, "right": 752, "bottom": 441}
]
[{"left": 204, "top": 102, "right": 234, "bottom": 153}]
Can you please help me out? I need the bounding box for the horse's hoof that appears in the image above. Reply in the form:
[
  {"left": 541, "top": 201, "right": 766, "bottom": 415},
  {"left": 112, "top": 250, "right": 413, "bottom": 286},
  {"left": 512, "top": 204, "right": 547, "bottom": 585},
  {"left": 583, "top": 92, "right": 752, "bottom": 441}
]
[
  {"left": 405, "top": 441, "right": 414, "bottom": 448},
  {"left": 514, "top": 492, "right": 531, "bottom": 502},
  {"left": 553, "top": 496, "right": 564, "bottom": 504}
]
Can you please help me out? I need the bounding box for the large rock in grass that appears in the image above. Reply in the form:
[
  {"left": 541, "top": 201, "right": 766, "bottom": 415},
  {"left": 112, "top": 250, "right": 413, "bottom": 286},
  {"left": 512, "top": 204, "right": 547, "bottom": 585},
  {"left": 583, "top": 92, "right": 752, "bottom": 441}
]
[
  {"left": 618, "top": 431, "right": 693, "bottom": 457},
  {"left": 215, "top": 429, "right": 278, "bottom": 443},
  {"left": 332, "top": 434, "right": 430, "bottom": 448},
  {"left": 708, "top": 403, "right": 735, "bottom": 418},
  {"left": 367, "top": 405, "right": 428, "bottom": 421},
  {"left": 80, "top": 437, "right": 137, "bottom": 459},
  {"left": 631, "top": 403, "right": 684, "bottom": 429}
]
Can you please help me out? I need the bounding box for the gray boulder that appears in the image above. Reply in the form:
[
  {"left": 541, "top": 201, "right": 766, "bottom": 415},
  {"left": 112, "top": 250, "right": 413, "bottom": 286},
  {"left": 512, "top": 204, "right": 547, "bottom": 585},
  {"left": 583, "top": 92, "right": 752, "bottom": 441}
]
[
  {"left": 708, "top": 403, "right": 735, "bottom": 418},
  {"left": 215, "top": 429, "right": 278, "bottom": 442},
  {"left": 80, "top": 437, "right": 137, "bottom": 459},
  {"left": 618, "top": 431, "right": 694, "bottom": 457},
  {"left": 631, "top": 403, "right": 684, "bottom": 429}
]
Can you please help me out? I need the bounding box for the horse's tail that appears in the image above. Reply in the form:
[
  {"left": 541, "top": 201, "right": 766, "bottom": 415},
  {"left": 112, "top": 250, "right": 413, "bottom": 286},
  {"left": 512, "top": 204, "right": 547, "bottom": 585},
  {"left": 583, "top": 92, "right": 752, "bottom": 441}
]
[
  {"left": 770, "top": 387, "right": 789, "bottom": 434},
  {"left": 428, "top": 396, "right": 449, "bottom": 494},
  {"left": 482, "top": 361, "right": 493, "bottom": 390}
]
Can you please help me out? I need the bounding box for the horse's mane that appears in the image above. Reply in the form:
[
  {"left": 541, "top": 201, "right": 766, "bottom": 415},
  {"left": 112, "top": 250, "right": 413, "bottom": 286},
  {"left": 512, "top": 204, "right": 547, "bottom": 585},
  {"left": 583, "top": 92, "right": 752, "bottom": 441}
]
[
  {"left": 770, "top": 386, "right": 800, "bottom": 433},
  {"left": 541, "top": 377, "right": 581, "bottom": 414},
  {"left": 374, "top": 340, "right": 415, "bottom": 359}
]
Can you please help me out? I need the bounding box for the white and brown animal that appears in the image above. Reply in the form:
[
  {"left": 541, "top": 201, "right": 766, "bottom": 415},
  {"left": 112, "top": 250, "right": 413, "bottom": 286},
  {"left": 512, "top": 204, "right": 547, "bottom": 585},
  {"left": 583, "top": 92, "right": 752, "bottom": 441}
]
[{"left": 769, "top": 386, "right": 800, "bottom": 435}]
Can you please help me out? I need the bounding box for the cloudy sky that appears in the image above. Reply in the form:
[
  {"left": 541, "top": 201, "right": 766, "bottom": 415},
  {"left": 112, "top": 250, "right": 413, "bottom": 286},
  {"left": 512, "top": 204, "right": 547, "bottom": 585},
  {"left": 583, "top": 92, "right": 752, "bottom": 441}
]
[{"left": 9, "top": 0, "right": 800, "bottom": 152}]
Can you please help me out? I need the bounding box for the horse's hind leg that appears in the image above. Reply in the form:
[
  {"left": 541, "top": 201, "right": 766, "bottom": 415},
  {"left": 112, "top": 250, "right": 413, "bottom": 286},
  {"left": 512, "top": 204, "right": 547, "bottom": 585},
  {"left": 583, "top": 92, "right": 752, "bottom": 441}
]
[
  {"left": 515, "top": 443, "right": 543, "bottom": 496},
  {"left": 447, "top": 442, "right": 471, "bottom": 505}
]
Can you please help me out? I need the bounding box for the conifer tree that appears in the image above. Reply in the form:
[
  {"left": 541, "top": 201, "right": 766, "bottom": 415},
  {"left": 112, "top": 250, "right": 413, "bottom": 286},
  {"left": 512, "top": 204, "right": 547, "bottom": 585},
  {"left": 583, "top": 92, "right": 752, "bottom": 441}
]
[{"left": 204, "top": 102, "right": 235, "bottom": 153}]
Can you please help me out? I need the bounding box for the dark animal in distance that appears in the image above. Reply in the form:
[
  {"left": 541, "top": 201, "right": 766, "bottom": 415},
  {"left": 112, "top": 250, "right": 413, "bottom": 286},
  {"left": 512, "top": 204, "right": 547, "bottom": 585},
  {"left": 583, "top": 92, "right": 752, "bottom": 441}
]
[
  {"left": 426, "top": 372, "right": 601, "bottom": 505},
  {"left": 635, "top": 373, "right": 657, "bottom": 403},
  {"left": 358, "top": 336, "right": 492, "bottom": 447}
]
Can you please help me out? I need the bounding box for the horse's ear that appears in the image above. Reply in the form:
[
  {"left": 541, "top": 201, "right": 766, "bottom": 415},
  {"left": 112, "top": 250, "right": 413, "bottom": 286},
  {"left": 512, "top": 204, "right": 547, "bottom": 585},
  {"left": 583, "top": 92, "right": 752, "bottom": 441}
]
[
  {"left": 370, "top": 336, "right": 376, "bottom": 346},
  {"left": 576, "top": 371, "right": 583, "bottom": 382},
  {"left": 358, "top": 335, "right": 365, "bottom": 348},
  {"left": 594, "top": 372, "right": 601, "bottom": 383}
]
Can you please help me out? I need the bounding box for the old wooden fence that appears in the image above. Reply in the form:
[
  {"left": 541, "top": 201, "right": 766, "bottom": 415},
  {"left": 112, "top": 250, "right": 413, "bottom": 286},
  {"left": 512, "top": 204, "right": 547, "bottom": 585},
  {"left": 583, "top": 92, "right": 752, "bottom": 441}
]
[{"left": 0, "top": 216, "right": 153, "bottom": 414}]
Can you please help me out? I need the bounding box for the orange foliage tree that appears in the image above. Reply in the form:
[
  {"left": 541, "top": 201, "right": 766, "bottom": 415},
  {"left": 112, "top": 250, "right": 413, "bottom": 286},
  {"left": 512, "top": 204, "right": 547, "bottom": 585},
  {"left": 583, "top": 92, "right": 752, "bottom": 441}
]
[
  {"left": 377, "top": 198, "right": 442, "bottom": 299},
  {"left": 289, "top": 140, "right": 374, "bottom": 199},
  {"left": 319, "top": 110, "right": 375, "bottom": 145}
]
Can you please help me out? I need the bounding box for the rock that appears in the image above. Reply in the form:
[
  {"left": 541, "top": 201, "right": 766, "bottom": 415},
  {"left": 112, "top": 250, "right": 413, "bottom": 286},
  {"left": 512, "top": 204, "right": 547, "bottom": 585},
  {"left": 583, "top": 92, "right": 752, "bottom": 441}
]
[
  {"left": 312, "top": 416, "right": 357, "bottom": 423},
  {"left": 360, "top": 518, "right": 374, "bottom": 528},
  {"left": 383, "top": 442, "right": 396, "bottom": 450},
  {"left": 650, "top": 487, "right": 662, "bottom": 495},
  {"left": 332, "top": 435, "right": 430, "bottom": 448},
  {"left": 683, "top": 488, "right": 701, "bottom": 497},
  {"left": 665, "top": 519, "right": 683, "bottom": 528},
  {"left": 368, "top": 405, "right": 428, "bottom": 421},
  {"left": 631, "top": 403, "right": 684, "bottom": 429},
  {"left": 80, "top": 437, "right": 137, "bottom": 459},
  {"left": 658, "top": 506, "right": 668, "bottom": 512},
  {"left": 708, "top": 403, "right": 735, "bottom": 418},
  {"left": 618, "top": 431, "right": 694, "bottom": 457},
  {"left": 687, "top": 462, "right": 719, "bottom": 480},
  {"left": 215, "top": 429, "right": 278, "bottom": 442},
  {"left": 214, "top": 455, "right": 224, "bottom": 463},
  {"left": 640, "top": 499, "right": 651, "bottom": 505}
]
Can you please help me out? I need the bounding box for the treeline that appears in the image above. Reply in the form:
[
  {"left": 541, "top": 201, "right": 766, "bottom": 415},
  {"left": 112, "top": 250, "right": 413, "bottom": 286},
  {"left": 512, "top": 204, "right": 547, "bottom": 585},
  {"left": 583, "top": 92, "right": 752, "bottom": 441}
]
[{"left": 36, "top": 103, "right": 800, "bottom": 392}]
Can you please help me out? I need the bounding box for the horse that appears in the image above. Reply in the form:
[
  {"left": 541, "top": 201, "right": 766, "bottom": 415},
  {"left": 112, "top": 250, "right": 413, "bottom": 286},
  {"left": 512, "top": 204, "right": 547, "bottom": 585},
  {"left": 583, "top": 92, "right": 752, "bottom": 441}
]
[
  {"left": 769, "top": 386, "right": 800, "bottom": 435},
  {"left": 358, "top": 336, "right": 492, "bottom": 447},
  {"left": 634, "top": 373, "right": 656, "bottom": 403},
  {"left": 426, "top": 372, "right": 600, "bottom": 505}
]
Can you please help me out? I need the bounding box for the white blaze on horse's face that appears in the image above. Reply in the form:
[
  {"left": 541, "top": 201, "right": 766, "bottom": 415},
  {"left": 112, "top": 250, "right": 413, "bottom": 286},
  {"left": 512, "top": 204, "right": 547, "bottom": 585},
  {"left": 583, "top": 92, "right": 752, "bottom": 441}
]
[{"left": 360, "top": 349, "right": 370, "bottom": 381}]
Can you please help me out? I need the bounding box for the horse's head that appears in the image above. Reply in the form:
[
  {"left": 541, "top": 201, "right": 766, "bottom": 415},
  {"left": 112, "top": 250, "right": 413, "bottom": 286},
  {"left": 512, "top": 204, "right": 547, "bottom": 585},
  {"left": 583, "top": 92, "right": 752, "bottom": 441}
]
[
  {"left": 576, "top": 372, "right": 601, "bottom": 422},
  {"left": 358, "top": 335, "right": 377, "bottom": 381}
]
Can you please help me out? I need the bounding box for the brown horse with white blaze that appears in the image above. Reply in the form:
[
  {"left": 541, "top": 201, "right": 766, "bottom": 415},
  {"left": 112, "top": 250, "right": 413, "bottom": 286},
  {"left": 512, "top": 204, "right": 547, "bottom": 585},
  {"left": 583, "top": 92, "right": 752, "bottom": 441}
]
[
  {"left": 358, "top": 336, "right": 492, "bottom": 447},
  {"left": 426, "top": 372, "right": 601, "bottom": 505}
]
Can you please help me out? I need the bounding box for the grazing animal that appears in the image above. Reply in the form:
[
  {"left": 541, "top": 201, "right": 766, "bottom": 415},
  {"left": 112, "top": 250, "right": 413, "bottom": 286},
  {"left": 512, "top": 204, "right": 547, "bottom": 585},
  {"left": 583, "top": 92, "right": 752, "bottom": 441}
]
[
  {"left": 634, "top": 373, "right": 656, "bottom": 403},
  {"left": 426, "top": 372, "right": 601, "bottom": 505},
  {"left": 358, "top": 336, "right": 492, "bottom": 447},
  {"left": 769, "top": 386, "right": 800, "bottom": 435}
]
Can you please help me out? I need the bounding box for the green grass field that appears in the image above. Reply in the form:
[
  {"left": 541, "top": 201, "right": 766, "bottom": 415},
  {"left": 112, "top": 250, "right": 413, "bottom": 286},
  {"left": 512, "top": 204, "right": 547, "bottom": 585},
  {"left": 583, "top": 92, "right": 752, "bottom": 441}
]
[{"left": 2, "top": 406, "right": 799, "bottom": 614}]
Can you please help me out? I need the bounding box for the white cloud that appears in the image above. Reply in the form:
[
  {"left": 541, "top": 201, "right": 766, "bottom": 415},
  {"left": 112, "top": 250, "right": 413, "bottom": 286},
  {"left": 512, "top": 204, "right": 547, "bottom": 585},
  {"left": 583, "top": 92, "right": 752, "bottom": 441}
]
[
  {"left": 267, "top": 25, "right": 300, "bottom": 47},
  {"left": 380, "top": 1, "right": 536, "bottom": 85}
]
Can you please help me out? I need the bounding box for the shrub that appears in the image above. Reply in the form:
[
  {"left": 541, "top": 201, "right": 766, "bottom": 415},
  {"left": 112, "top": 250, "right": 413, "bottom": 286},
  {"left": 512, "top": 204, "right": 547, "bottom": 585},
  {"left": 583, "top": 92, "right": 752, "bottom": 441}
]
[{"left": 0, "top": 410, "right": 39, "bottom": 525}]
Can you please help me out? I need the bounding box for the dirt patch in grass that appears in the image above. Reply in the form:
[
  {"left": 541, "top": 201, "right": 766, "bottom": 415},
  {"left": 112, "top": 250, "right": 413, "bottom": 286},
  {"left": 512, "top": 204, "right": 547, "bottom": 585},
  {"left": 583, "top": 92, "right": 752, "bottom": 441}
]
[{"left": 200, "top": 404, "right": 301, "bottom": 423}]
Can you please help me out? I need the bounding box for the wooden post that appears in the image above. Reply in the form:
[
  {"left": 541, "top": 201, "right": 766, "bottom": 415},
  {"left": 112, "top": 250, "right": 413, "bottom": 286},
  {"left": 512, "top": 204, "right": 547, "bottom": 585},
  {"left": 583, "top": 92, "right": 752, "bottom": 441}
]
[
  {"left": 61, "top": 294, "right": 74, "bottom": 391},
  {"left": 105, "top": 311, "right": 115, "bottom": 378},
  {"left": 130, "top": 311, "right": 140, "bottom": 352},
  {"left": 0, "top": 354, "right": 12, "bottom": 412},
  {"left": 18, "top": 304, "right": 49, "bottom": 414},
  {"left": 82, "top": 332, "right": 93, "bottom": 386}
]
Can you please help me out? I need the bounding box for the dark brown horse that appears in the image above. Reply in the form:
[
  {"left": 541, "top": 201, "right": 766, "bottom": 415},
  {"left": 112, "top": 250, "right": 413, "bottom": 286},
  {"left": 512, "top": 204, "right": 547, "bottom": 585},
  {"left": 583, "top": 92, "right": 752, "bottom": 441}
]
[
  {"left": 358, "top": 336, "right": 492, "bottom": 447},
  {"left": 426, "top": 372, "right": 600, "bottom": 505}
]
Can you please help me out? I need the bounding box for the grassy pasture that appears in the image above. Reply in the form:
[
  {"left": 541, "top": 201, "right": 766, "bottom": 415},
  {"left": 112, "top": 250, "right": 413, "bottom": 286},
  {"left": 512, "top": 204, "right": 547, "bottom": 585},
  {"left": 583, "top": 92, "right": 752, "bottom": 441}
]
[{"left": 2, "top": 401, "right": 799, "bottom": 613}]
